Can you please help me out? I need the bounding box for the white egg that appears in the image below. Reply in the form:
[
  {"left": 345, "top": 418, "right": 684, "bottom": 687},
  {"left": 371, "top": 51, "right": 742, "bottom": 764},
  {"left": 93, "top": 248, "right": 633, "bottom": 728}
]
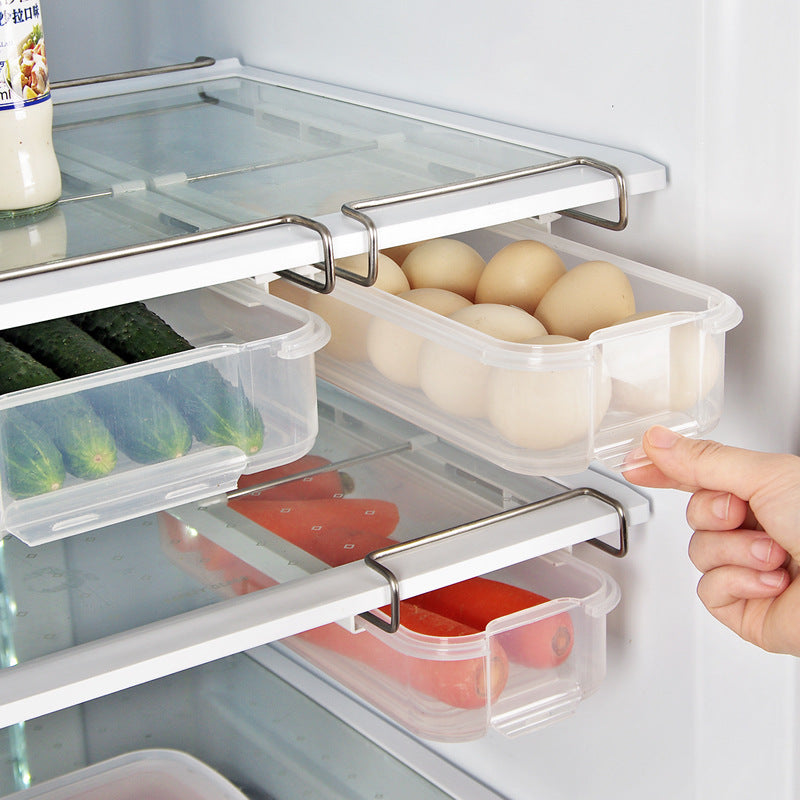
[
  {"left": 366, "top": 288, "right": 472, "bottom": 386},
  {"left": 487, "top": 336, "right": 612, "bottom": 450},
  {"left": 418, "top": 304, "right": 547, "bottom": 418},
  {"left": 401, "top": 238, "right": 486, "bottom": 300},
  {"left": 603, "top": 312, "right": 722, "bottom": 414},
  {"left": 307, "top": 252, "right": 410, "bottom": 361},
  {"left": 474, "top": 239, "right": 566, "bottom": 315}
]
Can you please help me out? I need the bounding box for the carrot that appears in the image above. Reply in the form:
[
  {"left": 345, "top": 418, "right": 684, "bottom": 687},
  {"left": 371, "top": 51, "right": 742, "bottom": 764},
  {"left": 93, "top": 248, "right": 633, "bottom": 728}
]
[
  {"left": 297, "top": 606, "right": 509, "bottom": 709},
  {"left": 160, "top": 515, "right": 509, "bottom": 708},
  {"left": 227, "top": 497, "right": 401, "bottom": 544},
  {"left": 235, "top": 454, "right": 354, "bottom": 501},
  {"left": 225, "top": 500, "right": 572, "bottom": 667},
  {"left": 412, "top": 578, "right": 574, "bottom": 669}
]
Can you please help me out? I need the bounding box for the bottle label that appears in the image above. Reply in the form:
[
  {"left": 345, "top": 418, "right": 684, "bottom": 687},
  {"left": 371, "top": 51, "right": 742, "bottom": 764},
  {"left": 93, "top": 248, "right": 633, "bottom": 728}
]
[{"left": 0, "top": 0, "right": 50, "bottom": 111}]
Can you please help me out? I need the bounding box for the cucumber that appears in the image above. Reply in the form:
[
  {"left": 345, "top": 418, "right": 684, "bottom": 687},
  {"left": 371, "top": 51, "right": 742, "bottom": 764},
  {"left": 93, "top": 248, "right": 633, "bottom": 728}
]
[
  {"left": 72, "top": 302, "right": 193, "bottom": 360},
  {"left": 0, "top": 338, "right": 117, "bottom": 479},
  {"left": 3, "top": 409, "right": 66, "bottom": 498},
  {"left": 4, "top": 320, "right": 193, "bottom": 465},
  {"left": 72, "top": 302, "right": 265, "bottom": 455}
]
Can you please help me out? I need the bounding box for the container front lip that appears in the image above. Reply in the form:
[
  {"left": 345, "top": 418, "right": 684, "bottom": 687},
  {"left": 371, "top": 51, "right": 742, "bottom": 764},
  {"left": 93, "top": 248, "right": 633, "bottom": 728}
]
[{"left": 270, "top": 310, "right": 331, "bottom": 359}]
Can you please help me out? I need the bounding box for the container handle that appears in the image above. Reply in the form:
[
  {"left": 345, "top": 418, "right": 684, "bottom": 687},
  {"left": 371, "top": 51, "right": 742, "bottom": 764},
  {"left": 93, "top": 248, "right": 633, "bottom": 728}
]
[
  {"left": 340, "top": 156, "right": 629, "bottom": 287},
  {"left": 360, "top": 486, "right": 628, "bottom": 634}
]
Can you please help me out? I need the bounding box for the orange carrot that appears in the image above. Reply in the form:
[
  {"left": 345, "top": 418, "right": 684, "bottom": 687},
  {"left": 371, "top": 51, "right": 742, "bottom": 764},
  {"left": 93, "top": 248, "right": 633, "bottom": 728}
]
[
  {"left": 225, "top": 501, "right": 572, "bottom": 667},
  {"left": 297, "top": 606, "right": 509, "bottom": 709},
  {"left": 227, "top": 497, "right": 401, "bottom": 544},
  {"left": 412, "top": 578, "right": 574, "bottom": 668},
  {"left": 159, "top": 514, "right": 509, "bottom": 708},
  {"left": 235, "top": 454, "right": 353, "bottom": 501}
]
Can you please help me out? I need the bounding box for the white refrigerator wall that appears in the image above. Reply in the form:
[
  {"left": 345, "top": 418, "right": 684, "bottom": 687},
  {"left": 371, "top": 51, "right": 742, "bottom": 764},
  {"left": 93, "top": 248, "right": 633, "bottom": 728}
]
[{"left": 41, "top": 2, "right": 800, "bottom": 798}]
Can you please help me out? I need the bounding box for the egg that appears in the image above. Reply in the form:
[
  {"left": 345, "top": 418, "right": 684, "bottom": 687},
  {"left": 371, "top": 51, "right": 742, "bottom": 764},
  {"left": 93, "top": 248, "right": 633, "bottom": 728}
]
[
  {"left": 535, "top": 260, "right": 636, "bottom": 340},
  {"left": 603, "top": 312, "right": 722, "bottom": 414},
  {"left": 307, "top": 252, "right": 410, "bottom": 361},
  {"left": 366, "top": 288, "right": 472, "bottom": 387},
  {"left": 334, "top": 252, "right": 411, "bottom": 293},
  {"left": 269, "top": 276, "right": 314, "bottom": 309},
  {"left": 474, "top": 239, "right": 566, "bottom": 315},
  {"left": 487, "top": 335, "right": 612, "bottom": 450},
  {"left": 381, "top": 241, "right": 427, "bottom": 266},
  {"left": 418, "top": 304, "right": 547, "bottom": 418},
  {"left": 401, "top": 238, "right": 486, "bottom": 301}
]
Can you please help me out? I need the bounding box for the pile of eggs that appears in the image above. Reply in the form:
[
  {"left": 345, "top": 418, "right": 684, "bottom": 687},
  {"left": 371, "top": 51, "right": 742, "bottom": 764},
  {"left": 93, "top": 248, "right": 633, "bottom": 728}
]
[{"left": 272, "top": 237, "right": 717, "bottom": 452}]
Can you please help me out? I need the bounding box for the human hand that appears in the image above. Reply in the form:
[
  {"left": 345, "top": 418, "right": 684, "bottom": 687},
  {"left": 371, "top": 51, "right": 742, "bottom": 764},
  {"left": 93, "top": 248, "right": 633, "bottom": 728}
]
[{"left": 624, "top": 425, "right": 800, "bottom": 655}]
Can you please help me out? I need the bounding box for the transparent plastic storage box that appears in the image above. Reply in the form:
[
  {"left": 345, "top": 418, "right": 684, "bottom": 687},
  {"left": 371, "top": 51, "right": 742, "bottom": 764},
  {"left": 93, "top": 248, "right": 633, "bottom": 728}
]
[
  {"left": 4, "top": 749, "right": 248, "bottom": 799},
  {"left": 160, "top": 514, "right": 619, "bottom": 743},
  {"left": 272, "top": 221, "right": 742, "bottom": 476},
  {"left": 285, "top": 550, "right": 619, "bottom": 742},
  {"left": 0, "top": 282, "right": 329, "bottom": 545}
]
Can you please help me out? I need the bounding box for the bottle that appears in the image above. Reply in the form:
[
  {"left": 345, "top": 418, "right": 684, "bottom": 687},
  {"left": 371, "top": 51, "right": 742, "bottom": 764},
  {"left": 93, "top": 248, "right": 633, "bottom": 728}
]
[{"left": 0, "top": 0, "right": 61, "bottom": 217}]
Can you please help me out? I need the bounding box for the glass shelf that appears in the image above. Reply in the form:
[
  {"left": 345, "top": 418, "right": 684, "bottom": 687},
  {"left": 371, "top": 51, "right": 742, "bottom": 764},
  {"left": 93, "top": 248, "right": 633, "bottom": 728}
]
[{"left": 0, "top": 58, "right": 666, "bottom": 328}]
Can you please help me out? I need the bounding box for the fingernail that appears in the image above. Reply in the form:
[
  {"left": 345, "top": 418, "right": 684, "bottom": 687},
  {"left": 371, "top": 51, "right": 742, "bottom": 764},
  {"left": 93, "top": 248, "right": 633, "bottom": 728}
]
[
  {"left": 712, "top": 493, "right": 731, "bottom": 521},
  {"left": 759, "top": 570, "right": 785, "bottom": 587},
  {"left": 628, "top": 446, "right": 646, "bottom": 462},
  {"left": 646, "top": 426, "right": 680, "bottom": 449},
  {"left": 751, "top": 538, "right": 774, "bottom": 563}
]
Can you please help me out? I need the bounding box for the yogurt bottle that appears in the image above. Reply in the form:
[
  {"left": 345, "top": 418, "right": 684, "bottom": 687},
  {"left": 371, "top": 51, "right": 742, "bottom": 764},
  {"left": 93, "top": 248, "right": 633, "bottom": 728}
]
[{"left": 0, "top": 0, "right": 61, "bottom": 217}]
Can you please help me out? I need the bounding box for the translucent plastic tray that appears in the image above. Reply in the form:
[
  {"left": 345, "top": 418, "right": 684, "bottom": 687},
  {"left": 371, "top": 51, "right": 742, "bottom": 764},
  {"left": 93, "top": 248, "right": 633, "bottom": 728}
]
[
  {"left": 5, "top": 749, "right": 247, "bottom": 799},
  {"left": 284, "top": 551, "right": 619, "bottom": 742},
  {"left": 0, "top": 282, "right": 329, "bottom": 545},
  {"left": 160, "top": 513, "right": 619, "bottom": 743},
  {"left": 272, "top": 222, "right": 742, "bottom": 475}
]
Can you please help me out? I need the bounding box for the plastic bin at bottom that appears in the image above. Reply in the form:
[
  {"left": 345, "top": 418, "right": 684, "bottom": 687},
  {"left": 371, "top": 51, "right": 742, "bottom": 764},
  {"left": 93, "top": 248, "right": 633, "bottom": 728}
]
[
  {"left": 4, "top": 749, "right": 248, "bottom": 799},
  {"left": 282, "top": 550, "right": 620, "bottom": 743}
]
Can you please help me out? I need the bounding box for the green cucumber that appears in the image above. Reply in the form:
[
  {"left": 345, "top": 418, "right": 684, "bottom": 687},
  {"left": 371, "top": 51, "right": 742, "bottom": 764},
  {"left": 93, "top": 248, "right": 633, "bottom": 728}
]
[
  {"left": 3, "top": 409, "right": 66, "bottom": 498},
  {"left": 0, "top": 338, "right": 117, "bottom": 479},
  {"left": 4, "top": 320, "right": 192, "bottom": 465},
  {"left": 72, "top": 302, "right": 265, "bottom": 455},
  {"left": 72, "top": 302, "right": 193, "bottom": 360}
]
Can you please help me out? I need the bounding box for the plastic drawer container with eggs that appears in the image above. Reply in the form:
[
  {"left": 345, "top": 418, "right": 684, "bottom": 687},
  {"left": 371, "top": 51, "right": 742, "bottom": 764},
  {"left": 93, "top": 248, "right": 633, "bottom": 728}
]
[{"left": 272, "top": 221, "right": 742, "bottom": 475}]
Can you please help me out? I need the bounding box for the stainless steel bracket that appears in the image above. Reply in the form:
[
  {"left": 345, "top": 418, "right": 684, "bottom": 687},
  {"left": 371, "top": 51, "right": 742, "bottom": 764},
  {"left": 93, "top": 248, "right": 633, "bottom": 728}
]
[
  {"left": 0, "top": 213, "right": 336, "bottom": 293},
  {"left": 360, "top": 486, "right": 628, "bottom": 634},
  {"left": 52, "top": 56, "right": 217, "bottom": 90},
  {"left": 340, "top": 155, "right": 629, "bottom": 287}
]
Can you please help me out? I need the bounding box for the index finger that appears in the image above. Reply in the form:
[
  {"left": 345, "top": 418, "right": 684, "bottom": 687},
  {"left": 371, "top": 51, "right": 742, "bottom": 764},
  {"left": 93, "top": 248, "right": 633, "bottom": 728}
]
[
  {"left": 625, "top": 426, "right": 787, "bottom": 499},
  {"left": 625, "top": 426, "right": 800, "bottom": 553}
]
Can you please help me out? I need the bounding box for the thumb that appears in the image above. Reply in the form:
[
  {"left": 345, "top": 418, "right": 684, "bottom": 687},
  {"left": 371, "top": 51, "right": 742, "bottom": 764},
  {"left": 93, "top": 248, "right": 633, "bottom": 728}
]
[{"left": 640, "top": 425, "right": 800, "bottom": 555}]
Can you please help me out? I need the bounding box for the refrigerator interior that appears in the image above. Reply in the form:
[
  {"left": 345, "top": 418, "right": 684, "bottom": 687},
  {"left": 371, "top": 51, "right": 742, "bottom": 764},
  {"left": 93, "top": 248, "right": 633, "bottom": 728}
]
[
  {"left": 0, "top": 648, "right": 503, "bottom": 800},
  {"left": 13, "top": 2, "right": 800, "bottom": 798}
]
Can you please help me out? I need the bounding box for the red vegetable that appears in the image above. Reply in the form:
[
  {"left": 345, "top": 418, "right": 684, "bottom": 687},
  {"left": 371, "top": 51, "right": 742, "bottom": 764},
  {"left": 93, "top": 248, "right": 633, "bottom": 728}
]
[
  {"left": 227, "top": 497, "right": 401, "bottom": 545},
  {"left": 297, "top": 605, "right": 509, "bottom": 709},
  {"left": 226, "top": 500, "right": 572, "bottom": 667},
  {"left": 159, "top": 514, "right": 509, "bottom": 708},
  {"left": 412, "top": 578, "right": 574, "bottom": 668},
  {"left": 234, "top": 454, "right": 353, "bottom": 501}
]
